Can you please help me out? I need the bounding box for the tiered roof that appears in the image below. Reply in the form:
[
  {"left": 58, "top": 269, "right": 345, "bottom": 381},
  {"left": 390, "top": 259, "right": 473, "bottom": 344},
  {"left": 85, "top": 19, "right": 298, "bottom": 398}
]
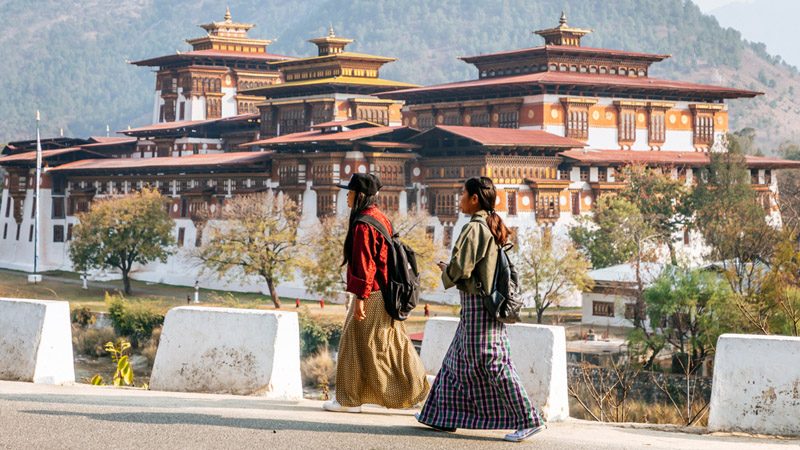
[
  {"left": 379, "top": 14, "right": 760, "bottom": 104},
  {"left": 132, "top": 9, "right": 291, "bottom": 68},
  {"left": 560, "top": 149, "right": 800, "bottom": 169},
  {"left": 242, "top": 27, "right": 416, "bottom": 98}
]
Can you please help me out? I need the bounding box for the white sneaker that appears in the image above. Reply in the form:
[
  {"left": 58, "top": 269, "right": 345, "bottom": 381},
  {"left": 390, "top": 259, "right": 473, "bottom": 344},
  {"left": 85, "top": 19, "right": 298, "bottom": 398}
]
[
  {"left": 503, "top": 425, "right": 544, "bottom": 442},
  {"left": 322, "top": 399, "right": 362, "bottom": 413}
]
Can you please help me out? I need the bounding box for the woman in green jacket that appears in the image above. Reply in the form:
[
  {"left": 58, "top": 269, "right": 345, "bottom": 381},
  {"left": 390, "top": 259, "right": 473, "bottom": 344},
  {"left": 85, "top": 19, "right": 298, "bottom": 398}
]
[{"left": 416, "top": 176, "right": 543, "bottom": 442}]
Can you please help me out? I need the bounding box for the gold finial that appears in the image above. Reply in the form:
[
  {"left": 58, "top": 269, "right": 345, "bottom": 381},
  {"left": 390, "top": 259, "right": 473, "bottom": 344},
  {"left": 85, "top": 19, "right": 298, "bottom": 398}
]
[
  {"left": 224, "top": 6, "right": 232, "bottom": 22},
  {"left": 559, "top": 11, "right": 567, "bottom": 26},
  {"left": 328, "top": 24, "right": 336, "bottom": 37}
]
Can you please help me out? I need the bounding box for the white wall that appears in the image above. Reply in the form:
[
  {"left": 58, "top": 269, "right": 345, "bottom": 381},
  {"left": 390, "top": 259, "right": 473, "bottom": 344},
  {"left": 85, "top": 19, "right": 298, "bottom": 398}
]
[{"left": 708, "top": 334, "right": 800, "bottom": 436}]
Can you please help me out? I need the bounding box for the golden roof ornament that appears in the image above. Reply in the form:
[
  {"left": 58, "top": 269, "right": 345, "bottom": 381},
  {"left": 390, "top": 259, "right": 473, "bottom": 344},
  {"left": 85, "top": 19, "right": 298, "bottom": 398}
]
[
  {"left": 328, "top": 24, "right": 336, "bottom": 38},
  {"left": 224, "top": 6, "right": 232, "bottom": 23}
]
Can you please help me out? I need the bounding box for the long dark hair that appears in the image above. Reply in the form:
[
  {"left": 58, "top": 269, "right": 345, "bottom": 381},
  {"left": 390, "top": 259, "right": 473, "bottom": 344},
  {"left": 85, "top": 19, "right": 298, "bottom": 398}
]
[
  {"left": 342, "top": 191, "right": 378, "bottom": 266},
  {"left": 465, "top": 176, "right": 509, "bottom": 246}
]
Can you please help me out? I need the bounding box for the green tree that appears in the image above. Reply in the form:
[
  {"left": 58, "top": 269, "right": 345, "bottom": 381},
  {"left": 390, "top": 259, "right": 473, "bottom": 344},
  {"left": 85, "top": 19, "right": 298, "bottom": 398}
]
[
  {"left": 516, "top": 231, "right": 593, "bottom": 323},
  {"left": 197, "top": 192, "right": 301, "bottom": 308},
  {"left": 69, "top": 188, "right": 175, "bottom": 295},
  {"left": 618, "top": 165, "right": 694, "bottom": 265},
  {"left": 692, "top": 139, "right": 780, "bottom": 332},
  {"left": 632, "top": 267, "right": 737, "bottom": 373}
]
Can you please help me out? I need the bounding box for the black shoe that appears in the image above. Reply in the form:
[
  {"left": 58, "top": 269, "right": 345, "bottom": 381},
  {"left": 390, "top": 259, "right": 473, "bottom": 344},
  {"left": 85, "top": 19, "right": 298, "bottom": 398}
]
[{"left": 415, "top": 412, "right": 456, "bottom": 432}]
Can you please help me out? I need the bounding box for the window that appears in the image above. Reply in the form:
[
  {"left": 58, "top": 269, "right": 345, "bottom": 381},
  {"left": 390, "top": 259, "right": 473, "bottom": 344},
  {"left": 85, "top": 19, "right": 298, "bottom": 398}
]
[
  {"left": 571, "top": 192, "right": 580, "bottom": 215},
  {"left": 418, "top": 113, "right": 435, "bottom": 130},
  {"left": 580, "top": 168, "right": 589, "bottom": 182},
  {"left": 28, "top": 224, "right": 34, "bottom": 242},
  {"left": 566, "top": 108, "right": 589, "bottom": 139},
  {"left": 618, "top": 110, "right": 636, "bottom": 142},
  {"left": 443, "top": 112, "right": 461, "bottom": 125},
  {"left": 195, "top": 227, "right": 203, "bottom": 247},
  {"left": 67, "top": 224, "right": 73, "bottom": 241},
  {"left": 694, "top": 114, "right": 714, "bottom": 145},
  {"left": 16, "top": 224, "right": 21, "bottom": 241},
  {"left": 498, "top": 111, "right": 519, "bottom": 129},
  {"left": 624, "top": 304, "right": 636, "bottom": 320},
  {"left": 53, "top": 225, "right": 64, "bottom": 243},
  {"left": 592, "top": 301, "right": 615, "bottom": 317},
  {"left": 180, "top": 199, "right": 188, "bottom": 218},
  {"left": 177, "top": 227, "right": 185, "bottom": 247},
  {"left": 507, "top": 190, "right": 517, "bottom": 216},
  {"left": 443, "top": 225, "right": 454, "bottom": 249},
  {"left": 52, "top": 198, "right": 65, "bottom": 219},
  {"left": 765, "top": 170, "right": 772, "bottom": 184},
  {"left": 649, "top": 111, "right": 666, "bottom": 144},
  {"left": 598, "top": 167, "right": 607, "bottom": 182},
  {"left": 30, "top": 197, "right": 36, "bottom": 219},
  {"left": 471, "top": 111, "right": 490, "bottom": 127},
  {"left": 4, "top": 198, "right": 10, "bottom": 217},
  {"left": 2, "top": 223, "right": 6, "bottom": 239},
  {"left": 559, "top": 168, "right": 571, "bottom": 181}
]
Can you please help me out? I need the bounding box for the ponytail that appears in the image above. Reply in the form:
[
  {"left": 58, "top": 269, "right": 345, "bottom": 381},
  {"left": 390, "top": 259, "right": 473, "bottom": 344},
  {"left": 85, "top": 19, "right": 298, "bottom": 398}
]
[{"left": 464, "top": 177, "right": 509, "bottom": 246}]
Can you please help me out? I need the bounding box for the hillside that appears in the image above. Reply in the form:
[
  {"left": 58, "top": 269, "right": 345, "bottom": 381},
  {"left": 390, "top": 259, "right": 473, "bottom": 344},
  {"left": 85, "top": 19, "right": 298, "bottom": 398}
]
[{"left": 0, "top": 0, "right": 797, "bottom": 151}]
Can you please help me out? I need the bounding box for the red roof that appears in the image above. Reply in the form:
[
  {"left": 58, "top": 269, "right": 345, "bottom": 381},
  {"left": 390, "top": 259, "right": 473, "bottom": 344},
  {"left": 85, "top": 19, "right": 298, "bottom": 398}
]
[
  {"left": 81, "top": 137, "right": 138, "bottom": 148},
  {"left": 48, "top": 152, "right": 272, "bottom": 172},
  {"left": 559, "top": 149, "right": 800, "bottom": 169},
  {"left": 310, "top": 119, "right": 382, "bottom": 130},
  {"left": 0, "top": 147, "right": 104, "bottom": 163},
  {"left": 414, "top": 126, "right": 586, "bottom": 148},
  {"left": 460, "top": 45, "right": 670, "bottom": 63},
  {"left": 122, "top": 114, "right": 258, "bottom": 135},
  {"left": 131, "top": 50, "right": 292, "bottom": 66},
  {"left": 380, "top": 71, "right": 761, "bottom": 100},
  {"left": 244, "top": 126, "right": 404, "bottom": 147}
]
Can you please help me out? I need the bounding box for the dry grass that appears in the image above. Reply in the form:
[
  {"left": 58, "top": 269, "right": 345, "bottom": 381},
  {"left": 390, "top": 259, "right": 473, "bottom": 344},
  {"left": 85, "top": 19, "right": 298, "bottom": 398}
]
[
  {"left": 569, "top": 397, "right": 709, "bottom": 427},
  {"left": 140, "top": 327, "right": 161, "bottom": 366},
  {"left": 72, "top": 326, "right": 116, "bottom": 357},
  {"left": 300, "top": 348, "right": 336, "bottom": 390}
]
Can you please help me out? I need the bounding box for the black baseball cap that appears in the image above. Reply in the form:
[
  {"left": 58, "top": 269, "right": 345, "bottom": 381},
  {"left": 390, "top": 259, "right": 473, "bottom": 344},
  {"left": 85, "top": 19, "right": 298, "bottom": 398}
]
[{"left": 337, "top": 173, "right": 383, "bottom": 196}]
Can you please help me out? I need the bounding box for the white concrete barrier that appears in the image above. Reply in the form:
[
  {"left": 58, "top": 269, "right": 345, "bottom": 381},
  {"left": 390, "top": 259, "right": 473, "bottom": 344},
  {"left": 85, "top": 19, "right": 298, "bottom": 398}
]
[
  {"left": 420, "top": 317, "right": 569, "bottom": 422},
  {"left": 708, "top": 334, "right": 800, "bottom": 436},
  {"left": 0, "top": 298, "right": 75, "bottom": 384},
  {"left": 150, "top": 307, "right": 302, "bottom": 400}
]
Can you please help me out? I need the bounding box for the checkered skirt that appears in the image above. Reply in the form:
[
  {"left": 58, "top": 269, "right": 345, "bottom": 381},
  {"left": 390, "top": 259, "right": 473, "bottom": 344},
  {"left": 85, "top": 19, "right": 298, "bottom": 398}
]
[{"left": 417, "top": 291, "right": 541, "bottom": 430}]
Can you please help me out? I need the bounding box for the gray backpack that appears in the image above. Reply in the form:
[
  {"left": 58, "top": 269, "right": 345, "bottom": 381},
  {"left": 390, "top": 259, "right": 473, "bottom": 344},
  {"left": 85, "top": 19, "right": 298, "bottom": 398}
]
[{"left": 476, "top": 219, "right": 523, "bottom": 324}]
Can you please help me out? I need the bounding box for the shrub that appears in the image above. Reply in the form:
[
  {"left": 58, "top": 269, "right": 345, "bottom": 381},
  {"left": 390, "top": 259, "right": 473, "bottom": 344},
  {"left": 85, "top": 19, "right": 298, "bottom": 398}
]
[
  {"left": 72, "top": 326, "right": 117, "bottom": 357},
  {"left": 106, "top": 293, "right": 164, "bottom": 348},
  {"left": 71, "top": 306, "right": 95, "bottom": 328},
  {"left": 140, "top": 327, "right": 162, "bottom": 367},
  {"left": 298, "top": 308, "right": 343, "bottom": 356},
  {"left": 300, "top": 348, "right": 336, "bottom": 395}
]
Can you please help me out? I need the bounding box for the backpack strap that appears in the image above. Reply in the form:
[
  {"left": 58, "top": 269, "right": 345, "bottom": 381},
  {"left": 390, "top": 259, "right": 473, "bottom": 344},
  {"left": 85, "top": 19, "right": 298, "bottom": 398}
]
[{"left": 355, "top": 214, "right": 393, "bottom": 241}]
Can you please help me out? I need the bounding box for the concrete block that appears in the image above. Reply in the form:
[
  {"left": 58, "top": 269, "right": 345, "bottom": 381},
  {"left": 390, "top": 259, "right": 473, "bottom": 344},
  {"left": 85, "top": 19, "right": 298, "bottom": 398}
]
[
  {"left": 0, "top": 298, "right": 75, "bottom": 384},
  {"left": 708, "top": 334, "right": 800, "bottom": 436},
  {"left": 420, "top": 317, "right": 569, "bottom": 422},
  {"left": 150, "top": 307, "right": 302, "bottom": 400}
]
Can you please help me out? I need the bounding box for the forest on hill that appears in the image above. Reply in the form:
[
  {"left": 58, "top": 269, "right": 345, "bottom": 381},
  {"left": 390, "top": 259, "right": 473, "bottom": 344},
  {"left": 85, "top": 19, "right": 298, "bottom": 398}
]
[{"left": 1, "top": 0, "right": 798, "bottom": 151}]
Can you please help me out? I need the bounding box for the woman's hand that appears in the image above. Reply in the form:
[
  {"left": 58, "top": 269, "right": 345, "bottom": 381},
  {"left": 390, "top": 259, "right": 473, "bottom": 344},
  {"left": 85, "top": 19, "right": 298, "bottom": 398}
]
[
  {"left": 354, "top": 298, "right": 367, "bottom": 321},
  {"left": 437, "top": 261, "right": 448, "bottom": 273}
]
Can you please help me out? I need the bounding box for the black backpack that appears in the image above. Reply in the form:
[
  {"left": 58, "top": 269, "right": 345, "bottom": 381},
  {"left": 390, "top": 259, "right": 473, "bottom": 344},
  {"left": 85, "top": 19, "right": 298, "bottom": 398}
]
[
  {"left": 356, "top": 214, "right": 420, "bottom": 321},
  {"left": 476, "top": 220, "right": 523, "bottom": 324}
]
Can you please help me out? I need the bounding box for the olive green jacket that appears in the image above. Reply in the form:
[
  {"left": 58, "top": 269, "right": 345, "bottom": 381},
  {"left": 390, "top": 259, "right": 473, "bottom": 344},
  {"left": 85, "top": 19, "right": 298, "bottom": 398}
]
[{"left": 442, "top": 210, "right": 498, "bottom": 295}]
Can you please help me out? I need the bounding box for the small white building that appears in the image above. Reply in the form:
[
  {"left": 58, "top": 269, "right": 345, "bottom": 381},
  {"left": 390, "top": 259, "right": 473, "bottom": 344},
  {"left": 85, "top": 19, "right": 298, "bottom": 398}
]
[{"left": 581, "top": 262, "right": 663, "bottom": 329}]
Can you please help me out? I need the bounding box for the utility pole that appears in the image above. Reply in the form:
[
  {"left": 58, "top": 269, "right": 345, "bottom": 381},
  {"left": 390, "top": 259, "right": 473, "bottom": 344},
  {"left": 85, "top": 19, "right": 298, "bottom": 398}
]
[{"left": 28, "top": 110, "right": 43, "bottom": 284}]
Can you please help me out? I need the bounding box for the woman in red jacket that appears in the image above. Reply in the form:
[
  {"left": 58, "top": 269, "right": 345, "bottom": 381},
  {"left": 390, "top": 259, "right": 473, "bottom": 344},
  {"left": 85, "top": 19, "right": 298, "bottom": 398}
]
[{"left": 323, "top": 173, "right": 429, "bottom": 413}]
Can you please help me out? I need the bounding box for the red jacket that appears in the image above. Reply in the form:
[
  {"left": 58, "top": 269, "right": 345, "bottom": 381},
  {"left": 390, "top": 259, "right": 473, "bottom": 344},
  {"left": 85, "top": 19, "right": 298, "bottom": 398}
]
[{"left": 346, "top": 205, "right": 392, "bottom": 299}]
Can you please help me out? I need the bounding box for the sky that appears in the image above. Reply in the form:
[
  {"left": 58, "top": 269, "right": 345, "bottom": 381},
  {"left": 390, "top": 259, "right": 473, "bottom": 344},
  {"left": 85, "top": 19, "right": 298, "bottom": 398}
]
[{"left": 692, "top": 0, "right": 798, "bottom": 68}]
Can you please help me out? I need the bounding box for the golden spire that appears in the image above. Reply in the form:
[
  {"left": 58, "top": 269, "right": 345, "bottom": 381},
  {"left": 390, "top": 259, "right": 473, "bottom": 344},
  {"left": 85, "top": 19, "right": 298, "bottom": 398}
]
[
  {"left": 559, "top": 11, "right": 567, "bottom": 27},
  {"left": 224, "top": 6, "right": 232, "bottom": 22},
  {"left": 328, "top": 24, "right": 336, "bottom": 37}
]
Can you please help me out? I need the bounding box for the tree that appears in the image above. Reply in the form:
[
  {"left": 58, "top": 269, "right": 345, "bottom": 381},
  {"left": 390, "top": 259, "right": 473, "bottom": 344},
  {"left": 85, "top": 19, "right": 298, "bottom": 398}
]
[
  {"left": 301, "top": 215, "right": 348, "bottom": 299},
  {"left": 516, "top": 231, "right": 593, "bottom": 323},
  {"left": 386, "top": 209, "right": 448, "bottom": 293},
  {"left": 618, "top": 165, "right": 693, "bottom": 265},
  {"left": 70, "top": 188, "right": 175, "bottom": 295},
  {"left": 692, "top": 140, "right": 780, "bottom": 332},
  {"left": 634, "top": 267, "right": 737, "bottom": 374},
  {"left": 197, "top": 192, "right": 302, "bottom": 308}
]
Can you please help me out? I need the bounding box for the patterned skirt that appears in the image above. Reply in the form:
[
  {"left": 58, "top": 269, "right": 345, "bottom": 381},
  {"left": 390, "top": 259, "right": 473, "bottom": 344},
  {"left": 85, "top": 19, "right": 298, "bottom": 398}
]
[
  {"left": 417, "top": 291, "right": 542, "bottom": 430},
  {"left": 335, "top": 290, "right": 430, "bottom": 409}
]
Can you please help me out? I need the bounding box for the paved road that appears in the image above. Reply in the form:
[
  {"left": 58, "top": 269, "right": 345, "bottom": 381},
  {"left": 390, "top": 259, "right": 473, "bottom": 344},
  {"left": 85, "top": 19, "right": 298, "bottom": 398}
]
[{"left": 1, "top": 381, "right": 797, "bottom": 450}]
